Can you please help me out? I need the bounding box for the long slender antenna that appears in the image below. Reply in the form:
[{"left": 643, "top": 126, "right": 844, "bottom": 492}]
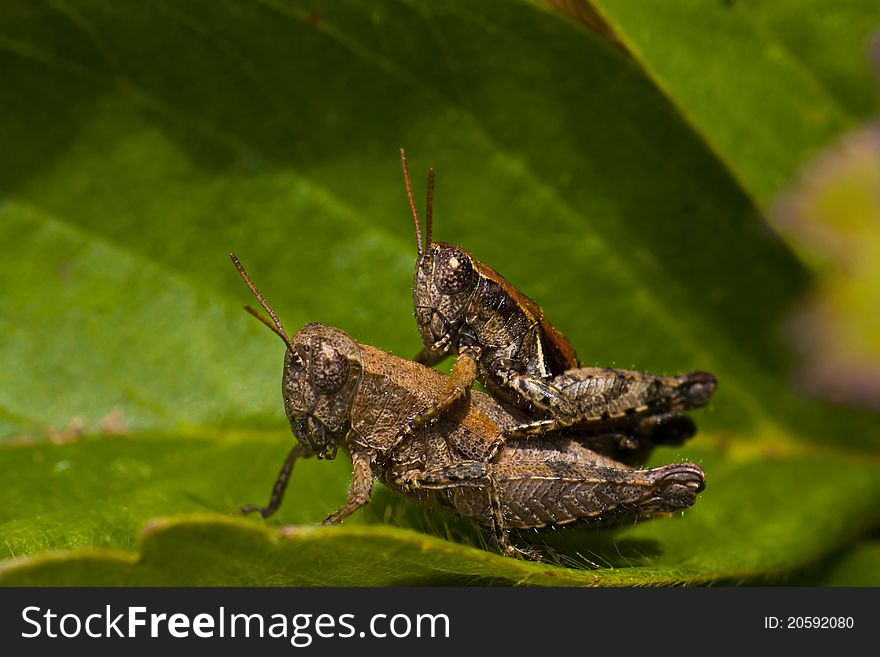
[
  {"left": 242, "top": 304, "right": 289, "bottom": 344},
  {"left": 400, "top": 148, "right": 423, "bottom": 258},
  {"left": 425, "top": 167, "right": 434, "bottom": 251},
  {"left": 229, "top": 253, "right": 294, "bottom": 349}
]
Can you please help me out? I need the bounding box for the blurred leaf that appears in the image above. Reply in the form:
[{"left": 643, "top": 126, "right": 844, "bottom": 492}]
[
  {"left": 811, "top": 540, "right": 880, "bottom": 586},
  {"left": 1, "top": 0, "right": 879, "bottom": 585}
]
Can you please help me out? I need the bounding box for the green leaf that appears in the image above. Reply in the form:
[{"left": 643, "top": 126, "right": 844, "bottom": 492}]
[
  {"left": 810, "top": 540, "right": 880, "bottom": 587},
  {"left": 583, "top": 0, "right": 880, "bottom": 206},
  {"left": 569, "top": 2, "right": 880, "bottom": 411},
  {"left": 2, "top": 436, "right": 879, "bottom": 586},
  {"left": 1, "top": 0, "right": 878, "bottom": 585}
]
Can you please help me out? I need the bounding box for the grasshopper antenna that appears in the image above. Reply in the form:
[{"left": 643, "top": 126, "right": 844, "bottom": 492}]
[
  {"left": 242, "top": 304, "right": 288, "bottom": 342},
  {"left": 229, "top": 253, "right": 294, "bottom": 350},
  {"left": 400, "top": 148, "right": 423, "bottom": 258},
  {"left": 425, "top": 167, "right": 434, "bottom": 251}
]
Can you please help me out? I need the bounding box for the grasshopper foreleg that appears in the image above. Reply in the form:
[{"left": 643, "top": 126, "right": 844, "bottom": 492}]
[
  {"left": 409, "top": 346, "right": 480, "bottom": 429},
  {"left": 322, "top": 450, "right": 374, "bottom": 525},
  {"left": 241, "top": 443, "right": 310, "bottom": 519}
]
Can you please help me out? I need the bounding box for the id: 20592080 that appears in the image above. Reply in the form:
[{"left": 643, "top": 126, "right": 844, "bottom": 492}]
[{"left": 763, "top": 616, "right": 854, "bottom": 630}]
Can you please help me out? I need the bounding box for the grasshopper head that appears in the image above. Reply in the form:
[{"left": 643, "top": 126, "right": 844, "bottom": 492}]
[
  {"left": 400, "top": 149, "right": 477, "bottom": 355},
  {"left": 282, "top": 324, "right": 362, "bottom": 459},
  {"left": 230, "top": 254, "right": 362, "bottom": 460},
  {"left": 413, "top": 241, "right": 477, "bottom": 353}
]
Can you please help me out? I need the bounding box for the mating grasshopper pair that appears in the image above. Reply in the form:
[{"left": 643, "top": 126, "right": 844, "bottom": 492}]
[{"left": 231, "top": 152, "right": 715, "bottom": 560}]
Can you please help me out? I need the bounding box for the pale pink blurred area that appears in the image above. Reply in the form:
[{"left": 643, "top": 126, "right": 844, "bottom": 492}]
[{"left": 771, "top": 65, "right": 880, "bottom": 412}]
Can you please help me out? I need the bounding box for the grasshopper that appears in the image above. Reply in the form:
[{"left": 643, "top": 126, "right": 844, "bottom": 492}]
[
  {"left": 400, "top": 150, "right": 716, "bottom": 447},
  {"left": 231, "top": 254, "right": 706, "bottom": 560}
]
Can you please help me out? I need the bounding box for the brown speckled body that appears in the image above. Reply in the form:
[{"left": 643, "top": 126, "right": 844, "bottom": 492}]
[
  {"left": 264, "top": 323, "right": 705, "bottom": 558},
  {"left": 353, "top": 343, "right": 703, "bottom": 532},
  {"left": 231, "top": 254, "right": 705, "bottom": 560},
  {"left": 412, "top": 241, "right": 579, "bottom": 411},
  {"left": 412, "top": 240, "right": 717, "bottom": 445},
  {"left": 401, "top": 152, "right": 717, "bottom": 454}
]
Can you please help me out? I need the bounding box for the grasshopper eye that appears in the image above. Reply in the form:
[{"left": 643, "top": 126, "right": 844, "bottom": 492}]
[
  {"left": 313, "top": 340, "right": 350, "bottom": 394},
  {"left": 435, "top": 248, "right": 474, "bottom": 294}
]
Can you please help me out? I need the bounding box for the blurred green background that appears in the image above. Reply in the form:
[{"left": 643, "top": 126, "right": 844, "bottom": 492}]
[{"left": 1, "top": 0, "right": 879, "bottom": 585}]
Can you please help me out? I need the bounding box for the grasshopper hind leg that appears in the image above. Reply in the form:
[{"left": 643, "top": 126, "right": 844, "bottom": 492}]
[
  {"left": 600, "top": 413, "right": 699, "bottom": 466},
  {"left": 398, "top": 460, "right": 546, "bottom": 561},
  {"left": 504, "top": 368, "right": 717, "bottom": 438}
]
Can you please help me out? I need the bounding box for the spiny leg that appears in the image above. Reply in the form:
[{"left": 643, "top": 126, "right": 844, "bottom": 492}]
[
  {"left": 505, "top": 368, "right": 716, "bottom": 437},
  {"left": 241, "top": 443, "right": 310, "bottom": 519},
  {"left": 398, "top": 460, "right": 490, "bottom": 490},
  {"left": 483, "top": 471, "right": 543, "bottom": 562},
  {"left": 398, "top": 461, "right": 542, "bottom": 561},
  {"left": 506, "top": 367, "right": 661, "bottom": 429},
  {"left": 494, "top": 366, "right": 578, "bottom": 418},
  {"left": 490, "top": 459, "right": 705, "bottom": 531},
  {"left": 506, "top": 417, "right": 567, "bottom": 437},
  {"left": 322, "top": 450, "right": 374, "bottom": 525}
]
